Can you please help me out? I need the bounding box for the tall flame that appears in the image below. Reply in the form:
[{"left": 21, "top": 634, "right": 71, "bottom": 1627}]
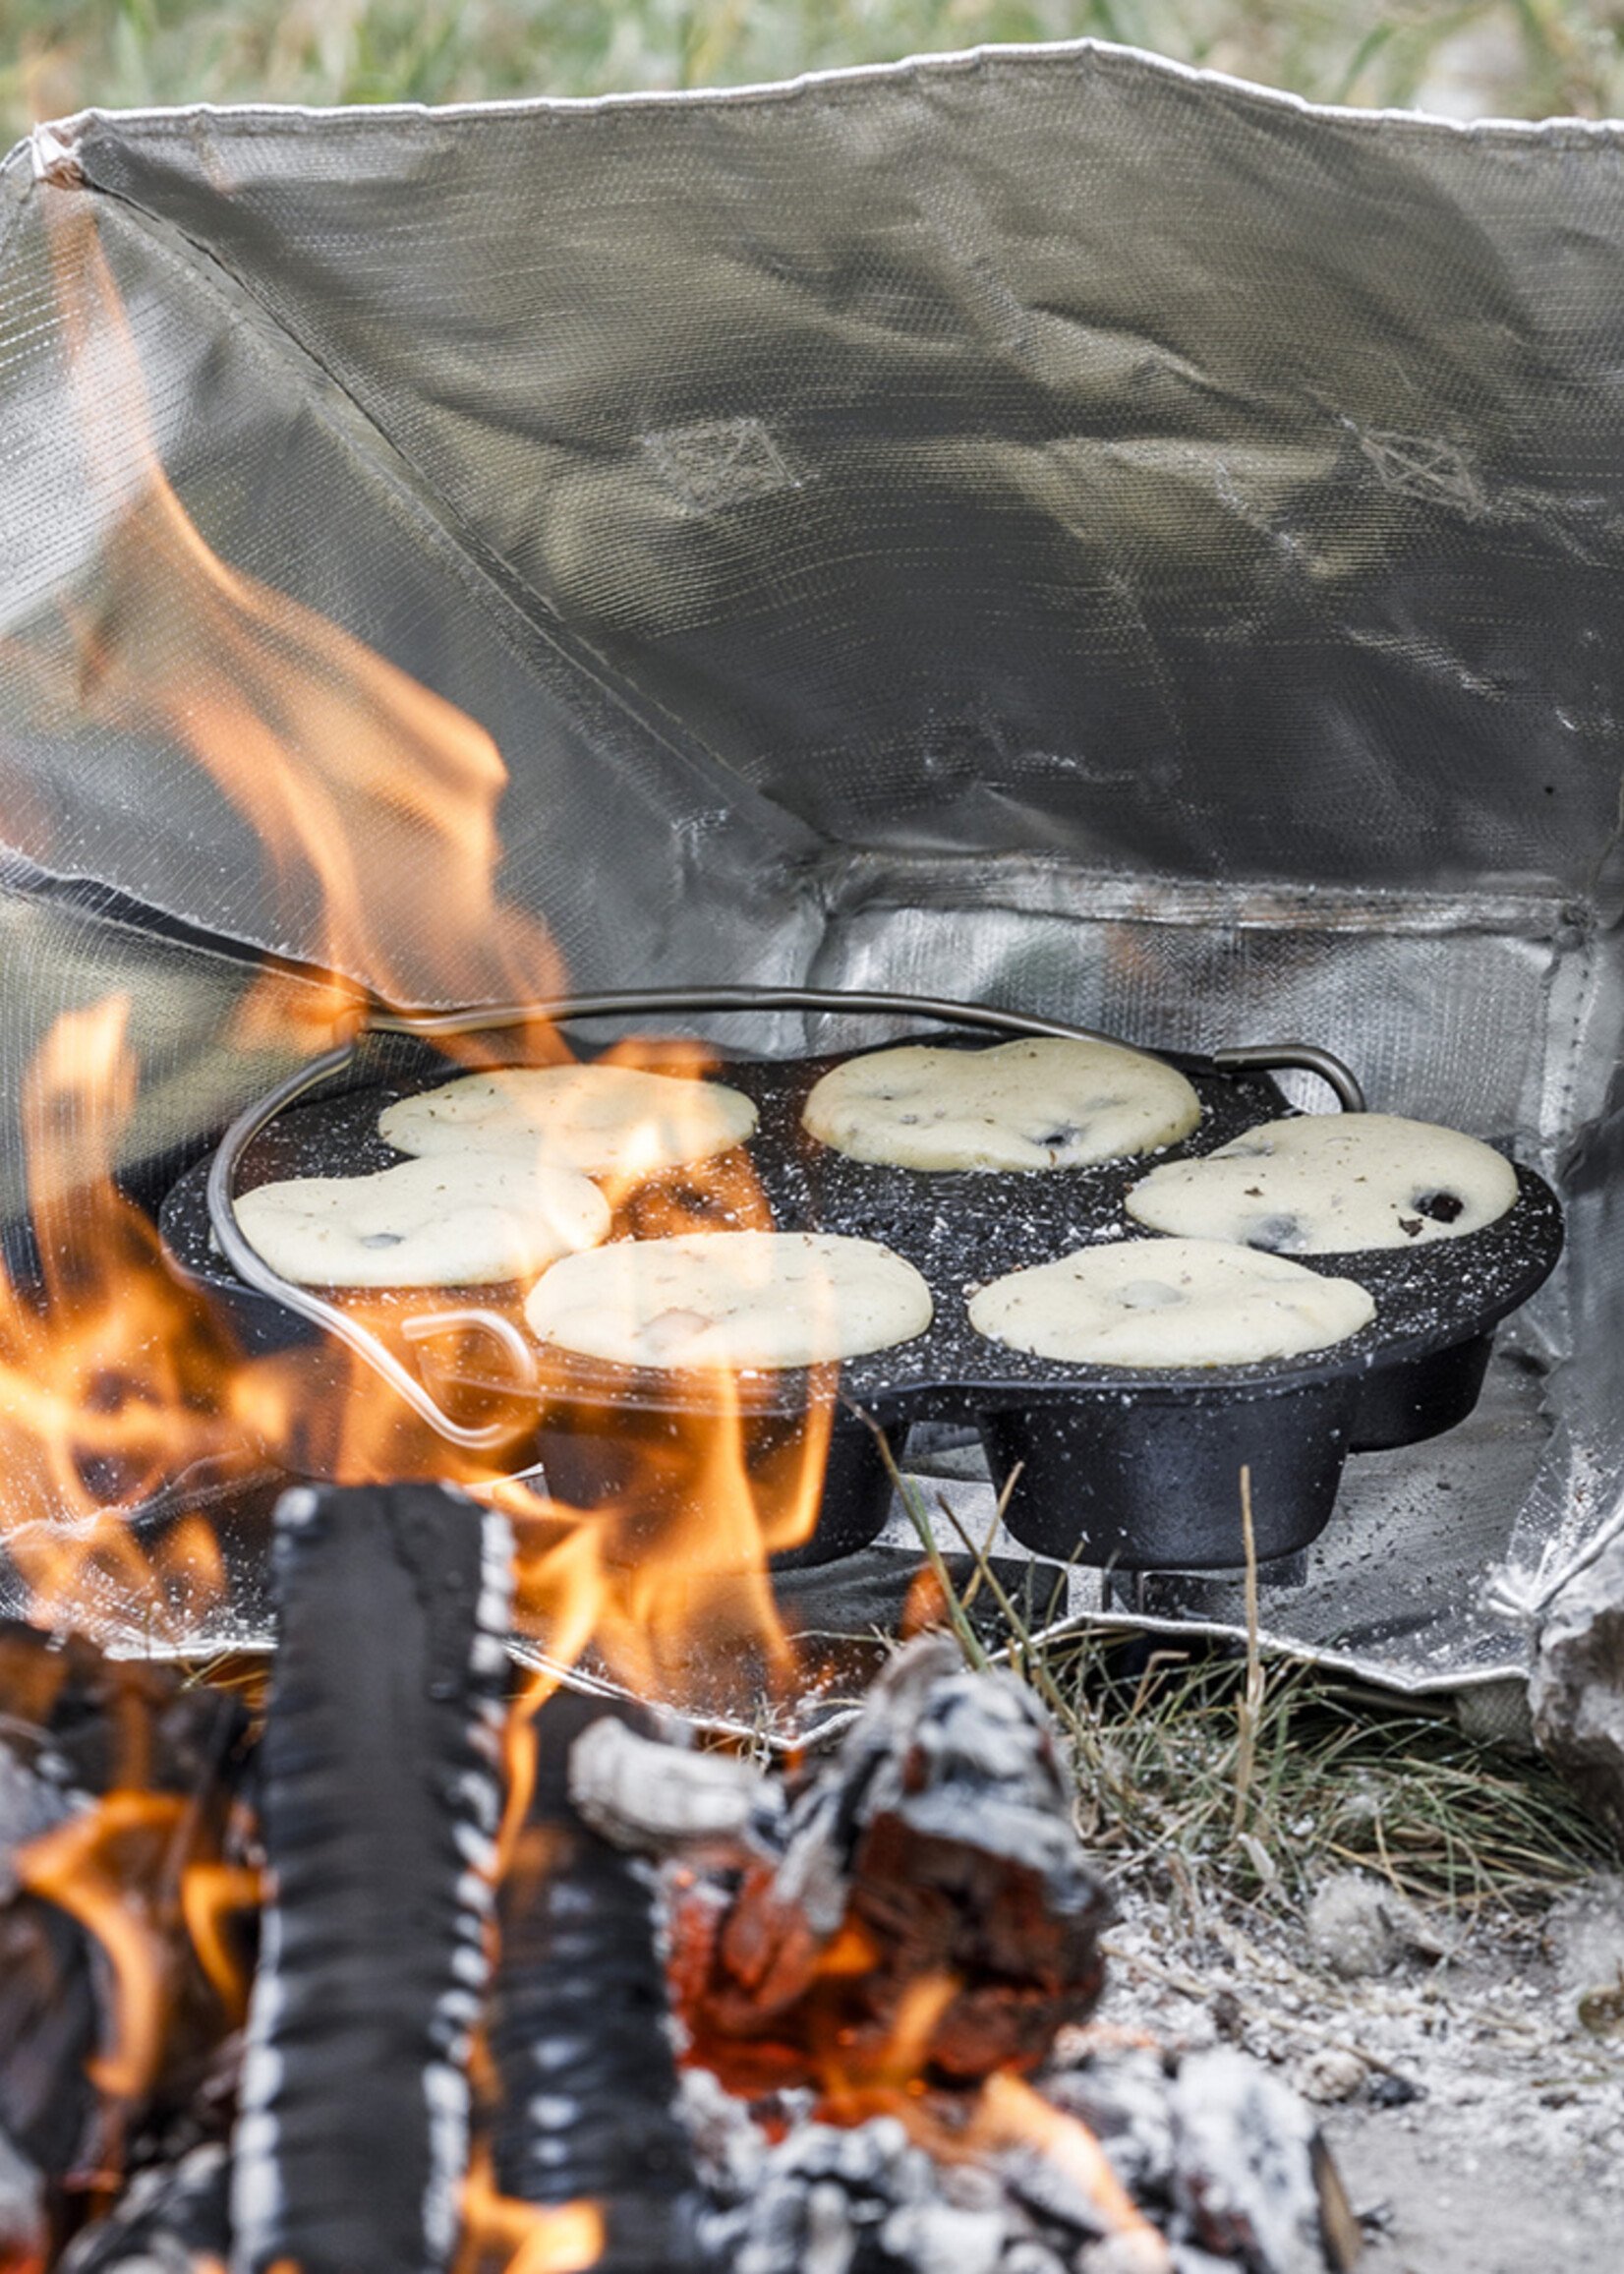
[
  {"left": 0, "top": 192, "right": 841, "bottom": 2261},
  {"left": 2, "top": 190, "right": 830, "bottom": 1662},
  {"left": 32, "top": 199, "right": 561, "bottom": 1028}
]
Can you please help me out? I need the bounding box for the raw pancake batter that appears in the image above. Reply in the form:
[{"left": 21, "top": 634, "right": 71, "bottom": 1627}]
[
  {"left": 523, "top": 1229, "right": 933, "bottom": 1369},
  {"left": 968, "top": 1237, "right": 1374, "bottom": 1368},
  {"left": 802, "top": 1037, "right": 1200, "bottom": 1171},
  {"left": 1126, "top": 1112, "right": 1517, "bottom": 1254},
  {"left": 235, "top": 1153, "right": 610, "bottom": 1288},
  {"left": 380, "top": 1062, "right": 758, "bottom": 1178}
]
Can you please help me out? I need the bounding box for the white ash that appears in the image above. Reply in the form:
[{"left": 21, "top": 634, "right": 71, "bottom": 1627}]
[
  {"left": 567, "top": 1716, "right": 780, "bottom": 1858},
  {"left": 1167, "top": 2051, "right": 1325, "bottom": 2274},
  {"left": 1043, "top": 2049, "right": 1177, "bottom": 2196},
  {"left": 703, "top": 2109, "right": 1042, "bottom": 2274},
  {"left": 680, "top": 2036, "right": 1342, "bottom": 2274},
  {"left": 1542, "top": 1872, "right": 1624, "bottom": 2025},
  {"left": 1305, "top": 1873, "right": 1454, "bottom": 1981},
  {"left": 1100, "top": 1885, "right": 1624, "bottom": 2274}
]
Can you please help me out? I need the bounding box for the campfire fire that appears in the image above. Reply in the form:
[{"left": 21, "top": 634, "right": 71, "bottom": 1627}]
[{"left": 0, "top": 198, "right": 1361, "bottom": 2274}]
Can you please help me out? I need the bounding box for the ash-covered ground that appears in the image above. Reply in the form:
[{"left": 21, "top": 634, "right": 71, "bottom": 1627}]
[{"left": 1102, "top": 1871, "right": 1624, "bottom": 2274}]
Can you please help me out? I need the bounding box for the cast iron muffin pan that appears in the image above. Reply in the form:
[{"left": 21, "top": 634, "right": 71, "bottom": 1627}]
[{"left": 160, "top": 1037, "right": 1563, "bottom": 1574}]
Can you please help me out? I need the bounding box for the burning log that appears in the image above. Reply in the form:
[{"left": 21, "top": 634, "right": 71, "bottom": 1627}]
[
  {"left": 0, "top": 1622, "right": 250, "bottom": 2209},
  {"left": 0, "top": 1543, "right": 1354, "bottom": 2274},
  {"left": 1164, "top": 2051, "right": 1359, "bottom": 2274},
  {"left": 487, "top": 1687, "right": 710, "bottom": 2273},
  {"left": 648, "top": 1638, "right": 1111, "bottom": 2096},
  {"left": 229, "top": 1483, "right": 512, "bottom": 2274},
  {"left": 57, "top": 2141, "right": 229, "bottom": 2272},
  {"left": 576, "top": 1643, "right": 1354, "bottom": 2273},
  {"left": 683, "top": 2014, "right": 1360, "bottom": 2274},
  {"left": 0, "top": 2127, "right": 44, "bottom": 2274},
  {"left": 1044, "top": 2047, "right": 1362, "bottom": 2274},
  {"left": 0, "top": 1901, "right": 98, "bottom": 2191}
]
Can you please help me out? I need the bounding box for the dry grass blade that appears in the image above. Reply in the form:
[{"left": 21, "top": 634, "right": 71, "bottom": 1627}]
[
  {"left": 1231, "top": 1461, "right": 1263, "bottom": 1838},
  {"left": 863, "top": 1409, "right": 991, "bottom": 1673},
  {"left": 886, "top": 1514, "right": 1618, "bottom": 1918}
]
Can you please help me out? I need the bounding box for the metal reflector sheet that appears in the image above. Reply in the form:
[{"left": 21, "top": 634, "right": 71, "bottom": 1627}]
[{"left": 2, "top": 46, "right": 1624, "bottom": 1697}]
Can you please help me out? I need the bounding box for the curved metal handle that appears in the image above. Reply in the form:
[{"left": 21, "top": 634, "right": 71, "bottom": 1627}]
[
  {"left": 368, "top": 985, "right": 1134, "bottom": 1048},
  {"left": 206, "top": 1040, "right": 526, "bottom": 1451},
  {"left": 1209, "top": 1042, "right": 1365, "bottom": 1114},
  {"left": 370, "top": 993, "right": 1365, "bottom": 1112},
  {"left": 400, "top": 1307, "right": 540, "bottom": 1390}
]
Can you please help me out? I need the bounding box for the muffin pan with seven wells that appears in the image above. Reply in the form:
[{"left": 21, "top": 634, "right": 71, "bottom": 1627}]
[{"left": 161, "top": 1033, "right": 1563, "bottom": 1577}]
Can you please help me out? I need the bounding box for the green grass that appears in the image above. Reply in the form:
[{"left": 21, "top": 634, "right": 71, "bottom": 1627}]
[{"left": 4, "top": 0, "right": 1624, "bottom": 155}]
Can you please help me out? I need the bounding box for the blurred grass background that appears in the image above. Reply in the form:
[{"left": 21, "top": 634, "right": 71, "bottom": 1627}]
[{"left": 3, "top": 0, "right": 1623, "bottom": 146}]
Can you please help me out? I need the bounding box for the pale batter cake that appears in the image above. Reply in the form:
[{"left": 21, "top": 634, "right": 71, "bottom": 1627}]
[
  {"left": 801, "top": 1037, "right": 1200, "bottom": 1172},
  {"left": 380, "top": 1063, "right": 758, "bottom": 1179},
  {"left": 235, "top": 1153, "right": 611, "bottom": 1288},
  {"left": 522, "top": 1229, "right": 934, "bottom": 1370},
  {"left": 1126, "top": 1112, "right": 1518, "bottom": 1254},
  {"left": 967, "top": 1237, "right": 1374, "bottom": 1369}
]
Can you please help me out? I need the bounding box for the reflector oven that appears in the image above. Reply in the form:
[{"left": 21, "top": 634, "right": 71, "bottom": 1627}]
[
  {"left": 160, "top": 1002, "right": 1559, "bottom": 1581},
  {"left": 3, "top": 45, "right": 1623, "bottom": 1717},
  {"left": 4, "top": 45, "right": 1623, "bottom": 2274}
]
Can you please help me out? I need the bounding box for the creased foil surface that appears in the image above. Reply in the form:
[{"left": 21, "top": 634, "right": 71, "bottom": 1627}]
[{"left": 3, "top": 44, "right": 1624, "bottom": 1695}]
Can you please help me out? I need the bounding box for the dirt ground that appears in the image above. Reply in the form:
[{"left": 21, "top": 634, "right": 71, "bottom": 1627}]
[{"left": 1102, "top": 1872, "right": 1624, "bottom": 2274}]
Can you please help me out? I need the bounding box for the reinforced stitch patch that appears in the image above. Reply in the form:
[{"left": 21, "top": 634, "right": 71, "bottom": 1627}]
[{"left": 641, "top": 416, "right": 800, "bottom": 514}]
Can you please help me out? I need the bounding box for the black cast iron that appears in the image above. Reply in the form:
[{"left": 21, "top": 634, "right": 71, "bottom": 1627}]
[
  {"left": 229, "top": 1483, "right": 511, "bottom": 2274},
  {"left": 160, "top": 1037, "right": 1563, "bottom": 1574},
  {"left": 489, "top": 1686, "right": 710, "bottom": 2273}
]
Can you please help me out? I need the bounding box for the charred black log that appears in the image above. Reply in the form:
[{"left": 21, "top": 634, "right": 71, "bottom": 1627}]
[
  {"left": 0, "top": 1623, "right": 246, "bottom": 1813},
  {"left": 58, "top": 2141, "right": 230, "bottom": 2273},
  {"left": 0, "top": 1901, "right": 98, "bottom": 2183},
  {"left": 0, "top": 2123, "right": 44, "bottom": 2274},
  {"left": 487, "top": 1687, "right": 710, "bottom": 2273},
  {"left": 0, "top": 1623, "right": 250, "bottom": 2191},
  {"left": 229, "top": 1483, "right": 512, "bottom": 2274}
]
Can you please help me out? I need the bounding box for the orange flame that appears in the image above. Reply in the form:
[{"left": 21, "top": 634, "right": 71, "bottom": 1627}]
[
  {"left": 962, "top": 2072, "right": 1172, "bottom": 2270},
  {"left": 0, "top": 994, "right": 254, "bottom": 1643},
  {"left": 2, "top": 189, "right": 830, "bottom": 1660},
  {"left": 457, "top": 2149, "right": 604, "bottom": 2274},
  {"left": 30, "top": 199, "right": 561, "bottom": 1031},
  {"left": 13, "top": 1792, "right": 187, "bottom": 2103},
  {"left": 179, "top": 1859, "right": 264, "bottom": 2023},
  {"left": 0, "top": 192, "right": 846, "bottom": 2267},
  {"left": 797, "top": 1973, "right": 1170, "bottom": 2270}
]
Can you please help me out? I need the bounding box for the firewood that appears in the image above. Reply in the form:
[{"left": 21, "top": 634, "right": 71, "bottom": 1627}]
[
  {"left": 0, "top": 2124, "right": 44, "bottom": 2274},
  {"left": 228, "top": 1484, "right": 512, "bottom": 2274},
  {"left": 58, "top": 2141, "right": 228, "bottom": 2272},
  {"left": 1166, "top": 2052, "right": 1356, "bottom": 2274},
  {"left": 0, "top": 1623, "right": 250, "bottom": 2191},
  {"left": 0, "top": 1903, "right": 98, "bottom": 2184},
  {"left": 568, "top": 1715, "right": 776, "bottom": 1859},
  {"left": 487, "top": 1687, "right": 710, "bottom": 2273},
  {"left": 667, "top": 1638, "right": 1111, "bottom": 2095}
]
